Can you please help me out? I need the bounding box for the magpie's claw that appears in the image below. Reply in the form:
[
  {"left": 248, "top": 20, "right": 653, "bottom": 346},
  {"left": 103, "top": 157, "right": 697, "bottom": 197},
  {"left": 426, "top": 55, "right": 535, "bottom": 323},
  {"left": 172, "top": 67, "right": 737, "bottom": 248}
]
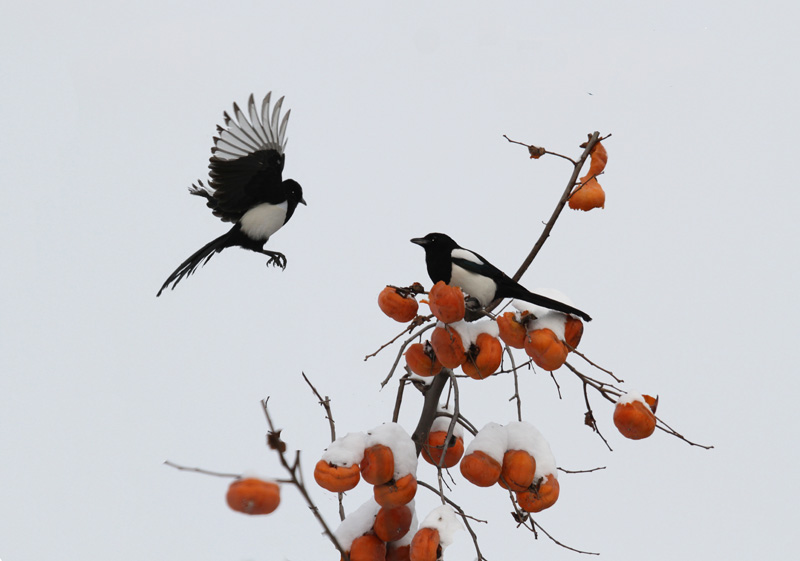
[{"left": 266, "top": 252, "right": 287, "bottom": 269}]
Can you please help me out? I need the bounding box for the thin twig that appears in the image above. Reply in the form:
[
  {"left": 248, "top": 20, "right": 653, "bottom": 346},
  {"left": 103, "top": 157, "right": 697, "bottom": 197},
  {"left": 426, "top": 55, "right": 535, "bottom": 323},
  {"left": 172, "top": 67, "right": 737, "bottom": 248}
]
[
  {"left": 260, "top": 399, "right": 348, "bottom": 560},
  {"left": 557, "top": 465, "right": 607, "bottom": 474},
  {"left": 380, "top": 323, "right": 436, "bottom": 388},
  {"left": 417, "top": 480, "right": 488, "bottom": 561},
  {"left": 300, "top": 372, "right": 346, "bottom": 521},
  {"left": 570, "top": 349, "right": 623, "bottom": 383},
  {"left": 163, "top": 461, "right": 240, "bottom": 479}
]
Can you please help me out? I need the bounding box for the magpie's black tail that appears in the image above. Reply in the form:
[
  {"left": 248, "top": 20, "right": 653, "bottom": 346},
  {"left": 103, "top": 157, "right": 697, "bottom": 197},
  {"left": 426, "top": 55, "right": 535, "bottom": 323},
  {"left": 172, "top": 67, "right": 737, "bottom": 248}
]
[
  {"left": 157, "top": 226, "right": 238, "bottom": 296},
  {"left": 499, "top": 279, "right": 593, "bottom": 322}
]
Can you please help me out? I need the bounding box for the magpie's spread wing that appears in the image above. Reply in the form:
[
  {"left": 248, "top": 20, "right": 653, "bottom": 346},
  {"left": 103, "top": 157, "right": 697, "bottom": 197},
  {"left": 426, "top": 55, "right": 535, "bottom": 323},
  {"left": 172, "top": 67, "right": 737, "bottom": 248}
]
[{"left": 190, "top": 93, "right": 291, "bottom": 222}]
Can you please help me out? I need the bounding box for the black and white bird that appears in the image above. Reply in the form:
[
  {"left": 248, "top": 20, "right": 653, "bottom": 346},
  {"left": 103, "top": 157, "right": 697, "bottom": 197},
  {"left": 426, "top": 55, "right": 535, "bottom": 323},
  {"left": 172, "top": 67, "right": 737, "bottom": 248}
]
[
  {"left": 157, "top": 93, "right": 306, "bottom": 296},
  {"left": 411, "top": 232, "right": 592, "bottom": 321}
]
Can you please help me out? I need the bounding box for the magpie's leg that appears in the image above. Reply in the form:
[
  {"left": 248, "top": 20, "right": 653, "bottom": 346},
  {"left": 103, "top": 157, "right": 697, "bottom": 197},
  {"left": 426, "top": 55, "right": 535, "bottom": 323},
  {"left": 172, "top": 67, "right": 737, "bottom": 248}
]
[{"left": 257, "top": 249, "right": 287, "bottom": 269}]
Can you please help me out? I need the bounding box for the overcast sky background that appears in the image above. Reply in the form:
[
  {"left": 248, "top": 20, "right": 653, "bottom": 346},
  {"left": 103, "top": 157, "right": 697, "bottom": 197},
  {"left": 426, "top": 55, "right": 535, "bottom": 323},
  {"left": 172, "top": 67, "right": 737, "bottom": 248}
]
[{"left": 2, "top": 1, "right": 798, "bottom": 560}]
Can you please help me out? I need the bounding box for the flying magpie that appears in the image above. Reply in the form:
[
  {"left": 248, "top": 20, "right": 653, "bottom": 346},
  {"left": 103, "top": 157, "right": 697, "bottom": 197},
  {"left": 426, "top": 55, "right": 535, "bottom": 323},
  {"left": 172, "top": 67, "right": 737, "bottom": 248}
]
[
  {"left": 411, "top": 233, "right": 592, "bottom": 321},
  {"left": 157, "top": 93, "right": 306, "bottom": 296}
]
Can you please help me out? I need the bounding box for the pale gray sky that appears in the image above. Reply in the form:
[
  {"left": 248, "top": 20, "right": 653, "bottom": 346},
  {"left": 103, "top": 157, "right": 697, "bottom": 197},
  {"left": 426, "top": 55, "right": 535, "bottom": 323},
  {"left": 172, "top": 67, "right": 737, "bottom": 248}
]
[{"left": 2, "top": 1, "right": 798, "bottom": 560}]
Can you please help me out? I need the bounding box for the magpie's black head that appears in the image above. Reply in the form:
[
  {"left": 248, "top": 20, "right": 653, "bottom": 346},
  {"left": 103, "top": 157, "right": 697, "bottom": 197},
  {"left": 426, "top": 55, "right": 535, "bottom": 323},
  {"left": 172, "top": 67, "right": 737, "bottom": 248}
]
[
  {"left": 411, "top": 232, "right": 460, "bottom": 284},
  {"left": 283, "top": 179, "right": 307, "bottom": 206},
  {"left": 410, "top": 232, "right": 460, "bottom": 251}
]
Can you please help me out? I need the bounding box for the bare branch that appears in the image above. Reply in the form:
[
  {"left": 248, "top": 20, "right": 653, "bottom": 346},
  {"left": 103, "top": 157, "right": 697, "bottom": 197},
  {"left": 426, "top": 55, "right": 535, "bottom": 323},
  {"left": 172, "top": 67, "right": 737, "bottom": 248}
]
[
  {"left": 260, "top": 399, "right": 349, "bottom": 560},
  {"left": 163, "top": 461, "right": 240, "bottom": 479}
]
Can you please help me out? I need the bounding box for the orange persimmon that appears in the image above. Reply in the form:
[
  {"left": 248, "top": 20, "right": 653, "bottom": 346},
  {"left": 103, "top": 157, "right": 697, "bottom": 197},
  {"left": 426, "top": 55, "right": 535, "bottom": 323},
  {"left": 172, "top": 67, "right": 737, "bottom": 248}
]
[
  {"left": 462, "top": 333, "right": 503, "bottom": 380},
  {"left": 350, "top": 533, "right": 387, "bottom": 561},
  {"left": 459, "top": 450, "right": 502, "bottom": 487},
  {"left": 409, "top": 527, "right": 441, "bottom": 561},
  {"left": 386, "top": 544, "right": 411, "bottom": 561},
  {"left": 314, "top": 460, "right": 361, "bottom": 493},
  {"left": 498, "top": 449, "right": 536, "bottom": 492},
  {"left": 361, "top": 444, "right": 395, "bottom": 485},
  {"left": 613, "top": 396, "right": 657, "bottom": 440},
  {"left": 374, "top": 474, "right": 418, "bottom": 508},
  {"left": 226, "top": 478, "right": 280, "bottom": 515},
  {"left": 517, "top": 474, "right": 560, "bottom": 513},
  {"left": 379, "top": 286, "right": 419, "bottom": 323},
  {"left": 587, "top": 141, "right": 608, "bottom": 177},
  {"left": 569, "top": 177, "right": 605, "bottom": 211},
  {"left": 524, "top": 328, "right": 569, "bottom": 371},
  {"left": 497, "top": 312, "right": 527, "bottom": 349},
  {"left": 373, "top": 505, "right": 413, "bottom": 542},
  {"left": 404, "top": 342, "right": 442, "bottom": 377},
  {"left": 564, "top": 316, "right": 584, "bottom": 349},
  {"left": 430, "top": 325, "right": 466, "bottom": 369},
  {"left": 427, "top": 281, "right": 465, "bottom": 324},
  {"left": 421, "top": 431, "right": 464, "bottom": 468}
]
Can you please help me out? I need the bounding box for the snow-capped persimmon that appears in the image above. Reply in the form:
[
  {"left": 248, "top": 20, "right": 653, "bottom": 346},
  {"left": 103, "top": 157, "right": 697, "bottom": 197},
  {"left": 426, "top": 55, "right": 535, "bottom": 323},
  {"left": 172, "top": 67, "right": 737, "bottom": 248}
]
[
  {"left": 564, "top": 316, "right": 584, "bottom": 349},
  {"left": 497, "top": 312, "right": 527, "bottom": 349},
  {"left": 524, "top": 328, "right": 569, "bottom": 371},
  {"left": 569, "top": 177, "right": 605, "bottom": 212},
  {"left": 409, "top": 527, "right": 441, "bottom": 561},
  {"left": 430, "top": 325, "right": 466, "bottom": 369},
  {"left": 404, "top": 342, "right": 442, "bottom": 377},
  {"left": 360, "top": 444, "right": 395, "bottom": 485},
  {"left": 378, "top": 286, "right": 419, "bottom": 323},
  {"left": 613, "top": 394, "right": 657, "bottom": 440},
  {"left": 498, "top": 449, "right": 536, "bottom": 492},
  {"left": 421, "top": 431, "right": 464, "bottom": 468},
  {"left": 516, "top": 474, "right": 560, "bottom": 513},
  {"left": 459, "top": 450, "right": 502, "bottom": 487},
  {"left": 373, "top": 504, "right": 413, "bottom": 542},
  {"left": 313, "top": 460, "right": 361, "bottom": 493},
  {"left": 225, "top": 478, "right": 280, "bottom": 515},
  {"left": 427, "top": 281, "right": 465, "bottom": 324},
  {"left": 462, "top": 333, "right": 503, "bottom": 380},
  {"left": 349, "top": 533, "right": 386, "bottom": 561},
  {"left": 374, "top": 474, "right": 418, "bottom": 508}
]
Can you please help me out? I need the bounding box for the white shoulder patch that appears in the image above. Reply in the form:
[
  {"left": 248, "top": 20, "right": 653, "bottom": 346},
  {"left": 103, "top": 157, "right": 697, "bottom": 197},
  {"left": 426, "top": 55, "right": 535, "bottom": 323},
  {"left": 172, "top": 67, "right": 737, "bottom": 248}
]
[{"left": 451, "top": 248, "right": 484, "bottom": 265}]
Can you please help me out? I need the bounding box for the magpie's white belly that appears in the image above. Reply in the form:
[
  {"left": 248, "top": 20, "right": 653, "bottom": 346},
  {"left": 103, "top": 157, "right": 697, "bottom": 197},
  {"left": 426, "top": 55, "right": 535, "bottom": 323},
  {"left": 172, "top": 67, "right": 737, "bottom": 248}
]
[
  {"left": 240, "top": 201, "right": 288, "bottom": 241},
  {"left": 450, "top": 263, "right": 497, "bottom": 306}
]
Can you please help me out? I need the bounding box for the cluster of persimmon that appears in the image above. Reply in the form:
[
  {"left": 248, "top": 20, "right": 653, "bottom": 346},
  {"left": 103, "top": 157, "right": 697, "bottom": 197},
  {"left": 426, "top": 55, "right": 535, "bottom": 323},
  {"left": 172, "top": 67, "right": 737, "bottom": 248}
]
[
  {"left": 314, "top": 425, "right": 418, "bottom": 511},
  {"left": 613, "top": 392, "right": 659, "bottom": 440},
  {"left": 334, "top": 500, "right": 462, "bottom": 561},
  {"left": 380, "top": 281, "right": 585, "bottom": 376},
  {"left": 569, "top": 140, "right": 607, "bottom": 212},
  {"left": 458, "top": 421, "right": 560, "bottom": 513},
  {"left": 225, "top": 477, "right": 281, "bottom": 515}
]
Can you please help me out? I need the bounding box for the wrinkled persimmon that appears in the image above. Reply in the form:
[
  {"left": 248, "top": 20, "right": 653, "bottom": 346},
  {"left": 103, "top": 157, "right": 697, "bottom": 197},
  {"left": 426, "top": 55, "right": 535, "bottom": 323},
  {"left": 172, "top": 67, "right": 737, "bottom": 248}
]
[
  {"left": 427, "top": 281, "right": 465, "bottom": 324},
  {"left": 313, "top": 460, "right": 361, "bottom": 493},
  {"left": 462, "top": 333, "right": 503, "bottom": 380},
  {"left": 378, "top": 286, "right": 419, "bottom": 323},
  {"left": 524, "top": 328, "right": 569, "bottom": 371}
]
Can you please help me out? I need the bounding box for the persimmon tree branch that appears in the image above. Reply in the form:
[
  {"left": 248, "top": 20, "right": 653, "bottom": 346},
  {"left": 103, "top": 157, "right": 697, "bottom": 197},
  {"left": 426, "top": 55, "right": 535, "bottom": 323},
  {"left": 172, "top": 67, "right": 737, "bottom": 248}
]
[
  {"left": 260, "top": 398, "right": 348, "bottom": 560},
  {"left": 301, "top": 372, "right": 347, "bottom": 521}
]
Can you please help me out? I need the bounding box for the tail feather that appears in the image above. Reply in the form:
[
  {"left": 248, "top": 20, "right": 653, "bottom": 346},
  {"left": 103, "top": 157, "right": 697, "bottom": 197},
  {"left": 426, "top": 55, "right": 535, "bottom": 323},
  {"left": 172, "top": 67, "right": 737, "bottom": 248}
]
[
  {"left": 157, "top": 228, "right": 237, "bottom": 296},
  {"left": 500, "top": 280, "right": 592, "bottom": 322}
]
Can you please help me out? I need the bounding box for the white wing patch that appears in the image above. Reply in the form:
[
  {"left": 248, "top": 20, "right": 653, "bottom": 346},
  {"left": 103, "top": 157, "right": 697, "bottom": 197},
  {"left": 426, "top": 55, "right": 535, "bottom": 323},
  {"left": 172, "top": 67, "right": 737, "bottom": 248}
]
[
  {"left": 211, "top": 93, "right": 291, "bottom": 161},
  {"left": 240, "top": 201, "right": 288, "bottom": 241},
  {"left": 451, "top": 248, "right": 484, "bottom": 265},
  {"left": 450, "top": 249, "right": 497, "bottom": 305}
]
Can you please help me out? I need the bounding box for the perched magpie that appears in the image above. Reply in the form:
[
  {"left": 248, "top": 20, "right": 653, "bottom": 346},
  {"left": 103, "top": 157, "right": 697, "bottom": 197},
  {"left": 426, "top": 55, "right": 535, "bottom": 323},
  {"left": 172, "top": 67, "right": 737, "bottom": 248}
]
[
  {"left": 157, "top": 93, "right": 306, "bottom": 296},
  {"left": 411, "top": 233, "right": 592, "bottom": 321}
]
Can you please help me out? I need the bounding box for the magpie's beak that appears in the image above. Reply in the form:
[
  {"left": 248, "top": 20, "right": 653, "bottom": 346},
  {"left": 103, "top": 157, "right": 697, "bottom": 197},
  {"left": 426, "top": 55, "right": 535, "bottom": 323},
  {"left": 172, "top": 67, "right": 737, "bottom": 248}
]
[
  {"left": 300, "top": 196, "right": 307, "bottom": 206},
  {"left": 410, "top": 237, "right": 427, "bottom": 246}
]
